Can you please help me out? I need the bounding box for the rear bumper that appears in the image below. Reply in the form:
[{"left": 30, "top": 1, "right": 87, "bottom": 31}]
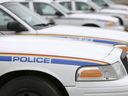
[{"left": 66, "top": 76, "right": 128, "bottom": 96}]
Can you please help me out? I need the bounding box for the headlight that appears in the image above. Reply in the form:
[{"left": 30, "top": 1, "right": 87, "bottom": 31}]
[
  {"left": 105, "top": 21, "right": 114, "bottom": 27},
  {"left": 115, "top": 45, "right": 128, "bottom": 52},
  {"left": 76, "top": 62, "right": 127, "bottom": 82}
]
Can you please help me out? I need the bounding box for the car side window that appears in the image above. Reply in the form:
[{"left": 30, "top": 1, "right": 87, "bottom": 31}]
[
  {"left": 0, "top": 9, "right": 15, "bottom": 31},
  {"left": 20, "top": 2, "right": 29, "bottom": 8},
  {"left": 33, "top": 3, "right": 58, "bottom": 16},
  {"left": 75, "top": 2, "right": 93, "bottom": 11},
  {"left": 59, "top": 2, "right": 72, "bottom": 10}
]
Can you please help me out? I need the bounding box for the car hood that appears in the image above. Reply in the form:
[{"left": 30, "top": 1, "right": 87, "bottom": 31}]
[
  {"left": 66, "top": 13, "right": 118, "bottom": 22},
  {"left": 37, "top": 25, "right": 128, "bottom": 43},
  {"left": 110, "top": 4, "right": 128, "bottom": 11},
  {"left": 100, "top": 8, "right": 128, "bottom": 15},
  {"left": 0, "top": 36, "right": 115, "bottom": 63}
]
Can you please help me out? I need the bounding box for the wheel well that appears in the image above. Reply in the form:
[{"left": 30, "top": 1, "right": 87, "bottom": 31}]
[
  {"left": 82, "top": 24, "right": 100, "bottom": 27},
  {"left": 114, "top": 16, "right": 124, "bottom": 25},
  {"left": 0, "top": 70, "right": 69, "bottom": 96}
]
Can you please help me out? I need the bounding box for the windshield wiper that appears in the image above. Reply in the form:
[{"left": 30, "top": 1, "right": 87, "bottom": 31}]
[
  {"left": 34, "top": 22, "right": 55, "bottom": 27},
  {"left": 34, "top": 23, "right": 48, "bottom": 27},
  {"left": 67, "top": 12, "right": 73, "bottom": 15}
]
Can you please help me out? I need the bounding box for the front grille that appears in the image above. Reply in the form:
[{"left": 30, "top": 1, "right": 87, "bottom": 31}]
[{"left": 121, "top": 52, "right": 128, "bottom": 73}]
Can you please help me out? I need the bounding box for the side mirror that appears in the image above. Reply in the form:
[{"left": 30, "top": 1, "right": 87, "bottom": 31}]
[
  {"left": 90, "top": 8, "right": 95, "bottom": 12},
  {"left": 7, "top": 22, "right": 26, "bottom": 33},
  {"left": 104, "top": 4, "right": 109, "bottom": 7},
  {"left": 55, "top": 11, "right": 63, "bottom": 17},
  {"left": 49, "top": 19, "right": 55, "bottom": 25}
]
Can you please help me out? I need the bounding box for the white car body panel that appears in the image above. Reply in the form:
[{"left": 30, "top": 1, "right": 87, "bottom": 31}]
[
  {"left": 103, "top": 0, "right": 128, "bottom": 11},
  {"left": 68, "top": 13, "right": 117, "bottom": 21},
  {"left": 0, "top": 36, "right": 114, "bottom": 60},
  {"left": 100, "top": 9, "right": 128, "bottom": 15},
  {"left": 67, "top": 77, "right": 128, "bottom": 96},
  {"left": 0, "top": 35, "right": 119, "bottom": 86},
  {"left": 109, "top": 4, "right": 128, "bottom": 11},
  {"left": 0, "top": 2, "right": 128, "bottom": 48},
  {"left": 37, "top": 25, "right": 128, "bottom": 43},
  {"left": 0, "top": 36, "right": 128, "bottom": 96}
]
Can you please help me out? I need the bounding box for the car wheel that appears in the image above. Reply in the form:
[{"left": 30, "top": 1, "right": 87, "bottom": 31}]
[{"left": 0, "top": 76, "right": 62, "bottom": 96}]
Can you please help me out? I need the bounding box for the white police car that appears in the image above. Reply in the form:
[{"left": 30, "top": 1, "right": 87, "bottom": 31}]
[
  {"left": 1, "top": 1, "right": 128, "bottom": 52},
  {"left": 10, "top": 0, "right": 125, "bottom": 30},
  {"left": 0, "top": 35, "right": 128, "bottom": 96},
  {"left": 57, "top": 0, "right": 128, "bottom": 31}
]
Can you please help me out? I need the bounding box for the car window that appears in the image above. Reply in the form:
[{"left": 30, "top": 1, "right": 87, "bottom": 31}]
[
  {"left": 106, "top": 0, "right": 114, "bottom": 4},
  {"left": 91, "top": 0, "right": 109, "bottom": 8},
  {"left": 59, "top": 2, "right": 72, "bottom": 10},
  {"left": 33, "top": 3, "right": 58, "bottom": 16},
  {"left": 20, "top": 2, "right": 29, "bottom": 8},
  {"left": 0, "top": 9, "right": 15, "bottom": 31},
  {"left": 75, "top": 2, "right": 93, "bottom": 11},
  {"left": 3, "top": 2, "right": 49, "bottom": 30}
]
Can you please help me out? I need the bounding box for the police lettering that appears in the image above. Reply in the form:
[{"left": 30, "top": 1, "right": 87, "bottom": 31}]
[{"left": 13, "top": 56, "right": 51, "bottom": 63}]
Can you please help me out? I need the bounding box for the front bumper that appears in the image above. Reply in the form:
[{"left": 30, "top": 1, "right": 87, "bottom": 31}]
[{"left": 66, "top": 76, "right": 128, "bottom": 96}]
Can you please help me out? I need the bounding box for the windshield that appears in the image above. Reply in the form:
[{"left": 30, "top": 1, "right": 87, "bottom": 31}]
[
  {"left": 2, "top": 2, "right": 50, "bottom": 30},
  {"left": 92, "top": 0, "right": 109, "bottom": 8},
  {"left": 52, "top": 2, "right": 72, "bottom": 14},
  {"left": 75, "top": 2, "right": 95, "bottom": 12},
  {"left": 105, "top": 0, "right": 114, "bottom": 4}
]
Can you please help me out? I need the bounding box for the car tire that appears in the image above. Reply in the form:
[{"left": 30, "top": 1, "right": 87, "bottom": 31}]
[{"left": 0, "top": 76, "right": 62, "bottom": 96}]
